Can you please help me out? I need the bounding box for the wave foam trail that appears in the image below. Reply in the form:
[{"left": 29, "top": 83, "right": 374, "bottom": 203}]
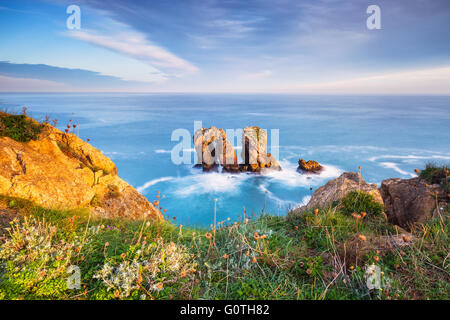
[
  {"left": 379, "top": 162, "right": 417, "bottom": 177},
  {"left": 137, "top": 177, "right": 175, "bottom": 193},
  {"left": 154, "top": 149, "right": 172, "bottom": 154},
  {"left": 174, "top": 172, "right": 250, "bottom": 197}
]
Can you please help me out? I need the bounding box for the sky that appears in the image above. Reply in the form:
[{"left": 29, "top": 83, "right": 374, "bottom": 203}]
[{"left": 0, "top": 0, "right": 450, "bottom": 93}]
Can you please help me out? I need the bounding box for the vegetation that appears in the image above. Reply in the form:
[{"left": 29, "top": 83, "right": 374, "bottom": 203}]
[
  {"left": 338, "top": 191, "right": 384, "bottom": 217},
  {"left": 0, "top": 190, "right": 448, "bottom": 300},
  {"left": 0, "top": 111, "right": 43, "bottom": 142},
  {"left": 419, "top": 163, "right": 449, "bottom": 193}
]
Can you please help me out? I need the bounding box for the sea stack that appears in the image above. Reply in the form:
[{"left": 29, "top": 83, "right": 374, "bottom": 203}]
[{"left": 193, "top": 126, "right": 281, "bottom": 173}]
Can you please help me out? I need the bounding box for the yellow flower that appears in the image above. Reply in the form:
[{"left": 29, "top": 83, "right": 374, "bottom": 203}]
[
  {"left": 314, "top": 208, "right": 319, "bottom": 216},
  {"left": 359, "top": 234, "right": 367, "bottom": 241}
]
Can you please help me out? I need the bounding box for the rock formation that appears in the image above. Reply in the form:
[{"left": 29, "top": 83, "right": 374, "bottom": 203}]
[
  {"left": 380, "top": 177, "right": 443, "bottom": 230},
  {"left": 297, "top": 158, "right": 323, "bottom": 174},
  {"left": 0, "top": 116, "right": 162, "bottom": 220},
  {"left": 294, "top": 172, "right": 383, "bottom": 213},
  {"left": 193, "top": 126, "right": 281, "bottom": 173},
  {"left": 240, "top": 127, "right": 281, "bottom": 173}
]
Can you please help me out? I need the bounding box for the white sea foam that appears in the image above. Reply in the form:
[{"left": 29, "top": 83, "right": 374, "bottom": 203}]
[
  {"left": 369, "top": 154, "right": 450, "bottom": 162},
  {"left": 379, "top": 162, "right": 417, "bottom": 177},
  {"left": 258, "top": 184, "right": 310, "bottom": 210},
  {"left": 263, "top": 160, "right": 343, "bottom": 188},
  {"left": 137, "top": 177, "right": 175, "bottom": 193},
  {"left": 173, "top": 172, "right": 250, "bottom": 197},
  {"left": 141, "top": 160, "right": 342, "bottom": 201}
]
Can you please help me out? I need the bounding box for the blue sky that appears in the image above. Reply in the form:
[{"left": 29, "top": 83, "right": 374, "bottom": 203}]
[{"left": 1, "top": 0, "right": 450, "bottom": 93}]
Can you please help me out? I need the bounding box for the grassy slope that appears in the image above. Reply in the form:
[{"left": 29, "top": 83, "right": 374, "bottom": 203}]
[{"left": 0, "top": 190, "right": 448, "bottom": 300}]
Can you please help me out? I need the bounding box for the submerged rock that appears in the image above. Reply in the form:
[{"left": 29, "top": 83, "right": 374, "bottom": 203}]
[
  {"left": 0, "top": 117, "right": 162, "bottom": 221},
  {"left": 297, "top": 158, "right": 323, "bottom": 174},
  {"left": 380, "top": 177, "right": 443, "bottom": 230}
]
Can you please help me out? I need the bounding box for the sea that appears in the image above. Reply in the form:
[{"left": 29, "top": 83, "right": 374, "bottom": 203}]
[{"left": 1, "top": 93, "right": 449, "bottom": 226}]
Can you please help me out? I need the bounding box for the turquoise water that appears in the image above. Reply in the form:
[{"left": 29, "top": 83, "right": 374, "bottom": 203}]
[{"left": 1, "top": 93, "right": 449, "bottom": 226}]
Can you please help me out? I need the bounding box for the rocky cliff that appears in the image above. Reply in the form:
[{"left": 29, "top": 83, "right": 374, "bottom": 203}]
[{"left": 0, "top": 113, "right": 162, "bottom": 220}]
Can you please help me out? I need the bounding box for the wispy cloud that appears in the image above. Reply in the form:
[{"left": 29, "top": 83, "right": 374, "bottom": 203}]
[
  {"left": 284, "top": 66, "right": 450, "bottom": 94},
  {"left": 0, "top": 74, "right": 70, "bottom": 92},
  {"left": 67, "top": 29, "right": 198, "bottom": 75}
]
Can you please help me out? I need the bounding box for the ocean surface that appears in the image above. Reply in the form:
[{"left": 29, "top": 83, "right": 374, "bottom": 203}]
[{"left": 1, "top": 93, "right": 449, "bottom": 226}]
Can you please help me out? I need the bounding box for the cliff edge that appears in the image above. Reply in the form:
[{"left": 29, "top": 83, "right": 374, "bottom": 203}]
[{"left": 0, "top": 112, "right": 162, "bottom": 220}]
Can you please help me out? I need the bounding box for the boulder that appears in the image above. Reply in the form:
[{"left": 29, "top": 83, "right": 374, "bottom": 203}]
[
  {"left": 380, "top": 177, "right": 442, "bottom": 230},
  {"left": 0, "top": 121, "right": 162, "bottom": 220},
  {"left": 294, "top": 172, "right": 383, "bottom": 213},
  {"left": 297, "top": 158, "right": 323, "bottom": 174}
]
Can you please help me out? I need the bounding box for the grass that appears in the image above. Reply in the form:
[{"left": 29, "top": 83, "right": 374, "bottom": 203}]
[
  {"left": 0, "top": 111, "right": 43, "bottom": 143},
  {"left": 0, "top": 190, "right": 448, "bottom": 300},
  {"left": 419, "top": 163, "right": 449, "bottom": 193}
]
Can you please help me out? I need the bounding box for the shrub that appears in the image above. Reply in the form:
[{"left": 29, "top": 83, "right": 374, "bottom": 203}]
[
  {"left": 90, "top": 194, "right": 102, "bottom": 207},
  {"left": 339, "top": 191, "right": 384, "bottom": 216},
  {"left": 106, "top": 184, "right": 120, "bottom": 199},
  {"left": 419, "top": 163, "right": 449, "bottom": 192},
  {"left": 0, "top": 217, "right": 80, "bottom": 299},
  {"left": 0, "top": 113, "right": 43, "bottom": 142},
  {"left": 94, "top": 239, "right": 197, "bottom": 299}
]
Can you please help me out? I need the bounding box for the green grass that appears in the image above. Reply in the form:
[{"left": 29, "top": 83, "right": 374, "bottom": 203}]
[
  {"left": 337, "top": 191, "right": 384, "bottom": 217},
  {"left": 0, "top": 192, "right": 448, "bottom": 300},
  {"left": 419, "top": 163, "right": 449, "bottom": 192},
  {"left": 0, "top": 112, "right": 43, "bottom": 142}
]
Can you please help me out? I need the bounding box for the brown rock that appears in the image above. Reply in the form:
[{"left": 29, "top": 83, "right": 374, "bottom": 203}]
[
  {"left": 380, "top": 177, "right": 442, "bottom": 230},
  {"left": 293, "top": 172, "right": 383, "bottom": 213},
  {"left": 297, "top": 158, "right": 323, "bottom": 174},
  {"left": 0, "top": 120, "right": 162, "bottom": 221}
]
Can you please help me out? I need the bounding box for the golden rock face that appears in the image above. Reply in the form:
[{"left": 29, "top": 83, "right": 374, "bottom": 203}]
[
  {"left": 0, "top": 122, "right": 162, "bottom": 221},
  {"left": 298, "top": 159, "right": 323, "bottom": 173}
]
